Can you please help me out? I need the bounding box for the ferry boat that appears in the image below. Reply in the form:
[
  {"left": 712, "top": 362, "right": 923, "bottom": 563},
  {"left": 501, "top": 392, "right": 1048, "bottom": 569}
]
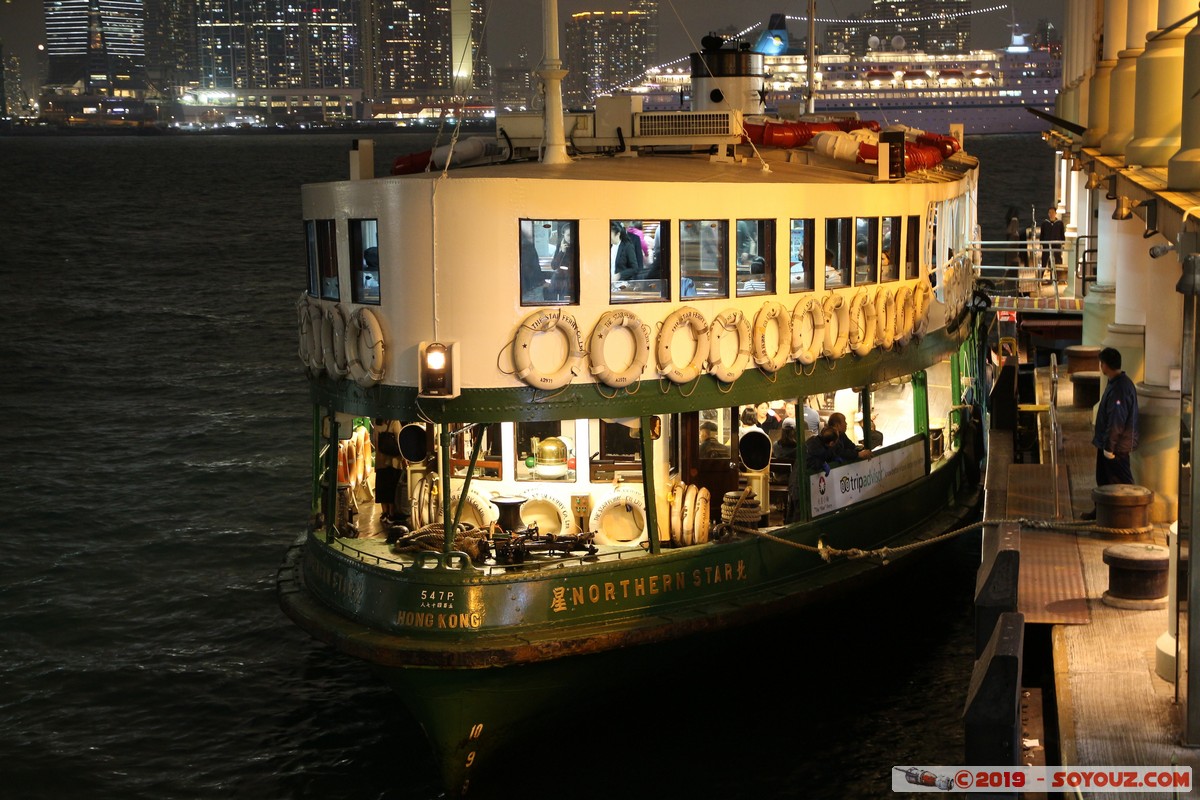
[
  {"left": 277, "top": 11, "right": 987, "bottom": 796},
  {"left": 629, "top": 21, "right": 1059, "bottom": 134}
]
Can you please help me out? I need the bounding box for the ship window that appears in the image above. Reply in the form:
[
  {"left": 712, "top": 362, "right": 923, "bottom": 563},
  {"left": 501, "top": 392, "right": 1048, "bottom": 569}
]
[
  {"left": 306, "top": 219, "right": 338, "bottom": 300},
  {"left": 349, "top": 219, "right": 380, "bottom": 304},
  {"left": 514, "top": 421, "right": 576, "bottom": 482},
  {"left": 520, "top": 219, "right": 578, "bottom": 307},
  {"left": 789, "top": 218, "right": 814, "bottom": 292},
  {"left": 611, "top": 219, "right": 668, "bottom": 303},
  {"left": 854, "top": 217, "right": 879, "bottom": 286},
  {"left": 905, "top": 215, "right": 920, "bottom": 279},
  {"left": 825, "top": 218, "right": 852, "bottom": 289},
  {"left": 679, "top": 219, "right": 728, "bottom": 299},
  {"left": 735, "top": 219, "right": 775, "bottom": 297},
  {"left": 881, "top": 217, "right": 901, "bottom": 282},
  {"left": 448, "top": 422, "right": 503, "bottom": 480}
]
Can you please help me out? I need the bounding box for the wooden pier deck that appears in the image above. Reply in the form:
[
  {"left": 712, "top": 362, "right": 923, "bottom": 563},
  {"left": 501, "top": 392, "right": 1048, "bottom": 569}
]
[{"left": 990, "top": 368, "right": 1196, "bottom": 795}]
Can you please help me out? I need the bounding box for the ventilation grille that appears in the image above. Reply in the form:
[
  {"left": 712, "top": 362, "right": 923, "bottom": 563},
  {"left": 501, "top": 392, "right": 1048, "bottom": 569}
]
[{"left": 634, "top": 111, "right": 739, "bottom": 138}]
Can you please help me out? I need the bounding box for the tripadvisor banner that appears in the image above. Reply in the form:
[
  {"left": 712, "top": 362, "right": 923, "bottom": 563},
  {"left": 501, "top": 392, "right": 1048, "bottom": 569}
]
[{"left": 810, "top": 439, "right": 925, "bottom": 517}]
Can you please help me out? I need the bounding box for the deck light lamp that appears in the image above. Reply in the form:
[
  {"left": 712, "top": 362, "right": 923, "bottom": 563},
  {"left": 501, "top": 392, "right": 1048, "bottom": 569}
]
[
  {"left": 1085, "top": 171, "right": 1102, "bottom": 191},
  {"left": 1105, "top": 174, "right": 1119, "bottom": 200},
  {"left": 418, "top": 340, "right": 460, "bottom": 398}
]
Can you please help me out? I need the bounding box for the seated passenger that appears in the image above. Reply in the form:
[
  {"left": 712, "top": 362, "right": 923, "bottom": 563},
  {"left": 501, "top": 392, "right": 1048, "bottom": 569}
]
[
  {"left": 699, "top": 421, "right": 729, "bottom": 459},
  {"left": 773, "top": 418, "right": 798, "bottom": 463},
  {"left": 805, "top": 426, "right": 839, "bottom": 475},
  {"left": 828, "top": 411, "right": 871, "bottom": 461}
]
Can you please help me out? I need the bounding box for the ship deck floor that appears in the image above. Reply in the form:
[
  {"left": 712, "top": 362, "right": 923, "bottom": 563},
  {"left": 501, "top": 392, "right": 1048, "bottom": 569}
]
[{"left": 991, "top": 365, "right": 1194, "bottom": 790}]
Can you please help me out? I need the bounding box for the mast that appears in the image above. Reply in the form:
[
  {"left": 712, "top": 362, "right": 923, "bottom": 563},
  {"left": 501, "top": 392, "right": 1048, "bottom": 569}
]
[
  {"left": 806, "top": 0, "right": 817, "bottom": 115},
  {"left": 539, "top": 0, "right": 571, "bottom": 165}
]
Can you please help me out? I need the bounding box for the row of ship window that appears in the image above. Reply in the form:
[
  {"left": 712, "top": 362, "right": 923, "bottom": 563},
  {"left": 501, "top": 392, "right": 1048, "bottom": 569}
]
[{"left": 304, "top": 215, "right": 923, "bottom": 306}]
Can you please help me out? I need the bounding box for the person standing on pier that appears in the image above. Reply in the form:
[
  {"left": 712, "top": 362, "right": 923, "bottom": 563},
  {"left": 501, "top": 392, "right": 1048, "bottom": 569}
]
[
  {"left": 1081, "top": 347, "right": 1139, "bottom": 520},
  {"left": 1039, "top": 207, "right": 1065, "bottom": 283}
]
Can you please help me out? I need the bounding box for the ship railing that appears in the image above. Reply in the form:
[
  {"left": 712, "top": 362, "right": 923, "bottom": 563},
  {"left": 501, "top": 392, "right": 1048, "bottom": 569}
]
[
  {"left": 325, "top": 533, "right": 649, "bottom": 573},
  {"left": 969, "top": 239, "right": 1080, "bottom": 309}
]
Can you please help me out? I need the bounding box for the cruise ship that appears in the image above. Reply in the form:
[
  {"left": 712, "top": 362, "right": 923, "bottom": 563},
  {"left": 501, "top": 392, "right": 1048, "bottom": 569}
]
[{"left": 624, "top": 23, "right": 1059, "bottom": 135}]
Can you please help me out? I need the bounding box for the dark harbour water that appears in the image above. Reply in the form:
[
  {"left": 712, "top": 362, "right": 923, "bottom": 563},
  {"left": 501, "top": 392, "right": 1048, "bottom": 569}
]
[{"left": 0, "top": 132, "right": 1052, "bottom": 800}]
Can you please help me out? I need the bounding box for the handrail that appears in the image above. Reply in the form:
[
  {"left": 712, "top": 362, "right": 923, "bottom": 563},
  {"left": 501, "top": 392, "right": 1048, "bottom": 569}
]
[{"left": 1048, "top": 353, "right": 1062, "bottom": 519}]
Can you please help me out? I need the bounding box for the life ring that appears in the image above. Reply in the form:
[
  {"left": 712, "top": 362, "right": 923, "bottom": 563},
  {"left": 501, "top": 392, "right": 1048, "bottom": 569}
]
[
  {"left": 847, "top": 289, "right": 877, "bottom": 358},
  {"left": 520, "top": 490, "right": 574, "bottom": 534},
  {"left": 512, "top": 308, "right": 586, "bottom": 390},
  {"left": 790, "top": 297, "right": 826, "bottom": 366},
  {"left": 411, "top": 472, "right": 439, "bottom": 528},
  {"left": 446, "top": 488, "right": 498, "bottom": 529},
  {"left": 590, "top": 489, "right": 648, "bottom": 546},
  {"left": 893, "top": 285, "right": 915, "bottom": 346},
  {"left": 874, "top": 287, "right": 896, "bottom": 351},
  {"left": 305, "top": 301, "right": 325, "bottom": 372},
  {"left": 656, "top": 306, "right": 709, "bottom": 384},
  {"left": 821, "top": 293, "right": 850, "bottom": 359},
  {"left": 297, "top": 294, "right": 314, "bottom": 367},
  {"left": 336, "top": 440, "right": 351, "bottom": 486},
  {"left": 670, "top": 481, "right": 686, "bottom": 546},
  {"left": 588, "top": 310, "right": 650, "bottom": 388},
  {"left": 912, "top": 279, "right": 934, "bottom": 335},
  {"left": 694, "top": 487, "right": 711, "bottom": 544},
  {"left": 343, "top": 435, "right": 359, "bottom": 488},
  {"left": 751, "top": 301, "right": 793, "bottom": 373},
  {"left": 707, "top": 310, "right": 753, "bottom": 383},
  {"left": 680, "top": 484, "right": 699, "bottom": 546},
  {"left": 346, "top": 308, "right": 386, "bottom": 387},
  {"left": 322, "top": 304, "right": 350, "bottom": 378}
]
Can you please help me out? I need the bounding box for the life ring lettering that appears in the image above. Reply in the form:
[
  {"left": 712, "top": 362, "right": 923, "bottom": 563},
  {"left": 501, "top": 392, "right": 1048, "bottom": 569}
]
[
  {"left": 588, "top": 310, "right": 650, "bottom": 388},
  {"left": 656, "top": 306, "right": 709, "bottom": 384},
  {"left": 512, "top": 308, "right": 587, "bottom": 390}
]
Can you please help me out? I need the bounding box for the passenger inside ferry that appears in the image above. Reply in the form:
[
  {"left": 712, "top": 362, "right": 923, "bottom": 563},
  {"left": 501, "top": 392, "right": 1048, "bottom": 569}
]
[
  {"left": 772, "top": 419, "right": 798, "bottom": 463},
  {"left": 828, "top": 412, "right": 872, "bottom": 461},
  {"left": 800, "top": 397, "right": 821, "bottom": 436},
  {"left": 805, "top": 426, "right": 839, "bottom": 474},
  {"left": 610, "top": 221, "right": 640, "bottom": 283},
  {"left": 519, "top": 222, "right": 547, "bottom": 303},
  {"left": 699, "top": 421, "right": 729, "bottom": 459},
  {"left": 824, "top": 248, "right": 842, "bottom": 287}
]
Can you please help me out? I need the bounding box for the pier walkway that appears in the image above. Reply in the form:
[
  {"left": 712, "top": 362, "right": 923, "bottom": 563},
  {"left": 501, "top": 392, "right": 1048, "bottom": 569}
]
[{"left": 988, "top": 368, "right": 1197, "bottom": 795}]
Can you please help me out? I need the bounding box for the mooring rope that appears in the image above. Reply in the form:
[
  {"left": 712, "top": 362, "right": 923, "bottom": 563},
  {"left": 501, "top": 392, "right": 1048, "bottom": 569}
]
[{"left": 717, "top": 516, "right": 1155, "bottom": 564}]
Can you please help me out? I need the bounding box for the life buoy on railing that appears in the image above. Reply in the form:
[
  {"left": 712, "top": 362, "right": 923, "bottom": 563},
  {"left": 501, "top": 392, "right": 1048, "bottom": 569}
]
[
  {"left": 590, "top": 488, "right": 648, "bottom": 546},
  {"left": 346, "top": 308, "right": 386, "bottom": 387},
  {"left": 656, "top": 306, "right": 709, "bottom": 384},
  {"left": 821, "top": 293, "right": 850, "bottom": 359},
  {"left": 305, "top": 301, "right": 325, "bottom": 372},
  {"left": 669, "top": 481, "right": 686, "bottom": 546},
  {"left": 847, "top": 289, "right": 877, "bottom": 358},
  {"left": 694, "top": 487, "right": 711, "bottom": 544},
  {"left": 912, "top": 279, "right": 934, "bottom": 337},
  {"left": 410, "top": 472, "right": 439, "bottom": 528},
  {"left": 513, "top": 308, "right": 586, "bottom": 390},
  {"left": 791, "top": 297, "right": 826, "bottom": 366},
  {"left": 444, "top": 488, "right": 498, "bottom": 529},
  {"left": 520, "top": 489, "right": 574, "bottom": 534},
  {"left": 874, "top": 287, "right": 896, "bottom": 351},
  {"left": 893, "top": 285, "right": 916, "bottom": 347},
  {"left": 680, "top": 483, "right": 699, "bottom": 546},
  {"left": 343, "top": 435, "right": 359, "bottom": 488},
  {"left": 297, "top": 294, "right": 314, "bottom": 367},
  {"left": 588, "top": 309, "right": 650, "bottom": 388},
  {"left": 322, "top": 305, "right": 349, "bottom": 378},
  {"left": 336, "top": 440, "right": 351, "bottom": 486},
  {"left": 707, "top": 310, "right": 753, "bottom": 383},
  {"left": 752, "top": 301, "right": 793, "bottom": 373}
]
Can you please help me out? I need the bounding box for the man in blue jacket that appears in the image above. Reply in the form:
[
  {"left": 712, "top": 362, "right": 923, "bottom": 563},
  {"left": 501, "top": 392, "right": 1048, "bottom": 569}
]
[{"left": 1081, "top": 347, "right": 1139, "bottom": 520}]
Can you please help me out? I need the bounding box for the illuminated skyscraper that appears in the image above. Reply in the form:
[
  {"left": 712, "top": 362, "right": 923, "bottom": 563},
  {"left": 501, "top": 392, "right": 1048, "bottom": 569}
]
[
  {"left": 825, "top": 0, "right": 972, "bottom": 56},
  {"left": 43, "top": 0, "right": 145, "bottom": 88},
  {"left": 563, "top": 7, "right": 655, "bottom": 107},
  {"left": 364, "top": 0, "right": 488, "bottom": 101},
  {"left": 194, "top": 0, "right": 360, "bottom": 90}
]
